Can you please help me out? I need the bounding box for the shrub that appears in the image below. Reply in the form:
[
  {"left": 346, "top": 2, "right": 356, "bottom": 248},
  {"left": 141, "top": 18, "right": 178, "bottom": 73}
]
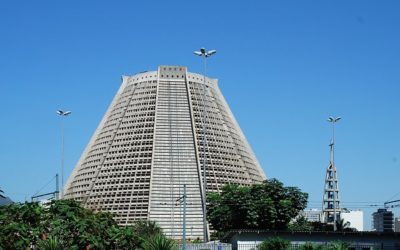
[
  {"left": 300, "top": 242, "right": 324, "bottom": 250},
  {"left": 258, "top": 237, "right": 290, "bottom": 250},
  {"left": 325, "top": 241, "right": 351, "bottom": 250},
  {"left": 141, "top": 233, "right": 177, "bottom": 250}
]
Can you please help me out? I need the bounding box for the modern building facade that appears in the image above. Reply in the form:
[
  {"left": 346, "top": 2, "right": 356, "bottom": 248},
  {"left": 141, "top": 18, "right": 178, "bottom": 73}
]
[
  {"left": 372, "top": 208, "right": 394, "bottom": 232},
  {"left": 64, "top": 66, "right": 266, "bottom": 240}
]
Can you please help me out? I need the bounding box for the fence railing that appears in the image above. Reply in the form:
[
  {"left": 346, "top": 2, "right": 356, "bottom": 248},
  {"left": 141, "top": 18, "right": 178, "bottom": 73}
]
[
  {"left": 178, "top": 243, "right": 232, "bottom": 250},
  {"left": 178, "top": 242, "right": 400, "bottom": 250},
  {"left": 233, "top": 243, "right": 399, "bottom": 250}
]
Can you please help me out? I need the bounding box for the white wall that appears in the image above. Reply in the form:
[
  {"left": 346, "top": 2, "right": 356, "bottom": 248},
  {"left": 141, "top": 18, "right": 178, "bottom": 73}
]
[{"left": 342, "top": 210, "right": 363, "bottom": 231}]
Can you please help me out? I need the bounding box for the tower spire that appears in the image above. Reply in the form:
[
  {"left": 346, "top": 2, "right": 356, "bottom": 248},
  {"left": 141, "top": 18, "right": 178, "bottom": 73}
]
[{"left": 323, "top": 116, "right": 341, "bottom": 231}]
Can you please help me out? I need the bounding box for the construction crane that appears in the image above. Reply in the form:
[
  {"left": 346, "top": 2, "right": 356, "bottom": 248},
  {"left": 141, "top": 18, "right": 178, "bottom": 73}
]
[{"left": 384, "top": 199, "right": 400, "bottom": 209}]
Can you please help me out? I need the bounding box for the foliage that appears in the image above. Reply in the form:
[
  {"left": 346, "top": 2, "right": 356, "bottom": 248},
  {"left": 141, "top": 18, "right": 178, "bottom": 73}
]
[
  {"left": 0, "top": 201, "right": 44, "bottom": 249},
  {"left": 300, "top": 242, "right": 324, "bottom": 250},
  {"left": 141, "top": 233, "right": 178, "bottom": 250},
  {"left": 207, "top": 179, "right": 308, "bottom": 234},
  {"left": 325, "top": 241, "right": 351, "bottom": 250},
  {"left": 190, "top": 237, "right": 203, "bottom": 243},
  {"left": 108, "top": 225, "right": 142, "bottom": 249},
  {"left": 0, "top": 199, "right": 164, "bottom": 250},
  {"left": 288, "top": 216, "right": 313, "bottom": 231},
  {"left": 257, "top": 237, "right": 290, "bottom": 250},
  {"left": 335, "top": 218, "right": 356, "bottom": 232},
  {"left": 309, "top": 221, "right": 333, "bottom": 231},
  {"left": 37, "top": 236, "right": 64, "bottom": 250},
  {"left": 134, "top": 220, "right": 163, "bottom": 239}
]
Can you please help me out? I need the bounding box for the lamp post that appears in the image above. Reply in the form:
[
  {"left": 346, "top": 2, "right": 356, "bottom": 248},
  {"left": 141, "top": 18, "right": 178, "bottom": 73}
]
[
  {"left": 327, "top": 116, "right": 341, "bottom": 231},
  {"left": 57, "top": 109, "right": 71, "bottom": 199},
  {"left": 327, "top": 116, "right": 341, "bottom": 163},
  {"left": 194, "top": 47, "right": 216, "bottom": 242}
]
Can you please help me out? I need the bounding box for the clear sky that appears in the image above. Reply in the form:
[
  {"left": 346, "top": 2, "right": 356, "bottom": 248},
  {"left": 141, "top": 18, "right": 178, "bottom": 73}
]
[{"left": 1, "top": 1, "right": 399, "bottom": 230}]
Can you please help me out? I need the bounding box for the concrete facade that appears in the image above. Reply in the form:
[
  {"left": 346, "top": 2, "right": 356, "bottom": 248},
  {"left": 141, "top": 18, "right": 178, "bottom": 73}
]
[{"left": 64, "top": 66, "right": 266, "bottom": 240}]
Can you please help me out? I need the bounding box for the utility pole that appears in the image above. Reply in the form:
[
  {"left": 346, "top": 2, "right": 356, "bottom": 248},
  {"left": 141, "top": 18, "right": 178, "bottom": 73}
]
[{"left": 55, "top": 173, "right": 59, "bottom": 200}]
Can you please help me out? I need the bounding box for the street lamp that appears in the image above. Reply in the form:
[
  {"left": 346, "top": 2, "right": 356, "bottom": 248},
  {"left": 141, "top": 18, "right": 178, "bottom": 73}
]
[
  {"left": 57, "top": 109, "right": 72, "bottom": 199},
  {"left": 327, "top": 116, "right": 341, "bottom": 163},
  {"left": 194, "top": 47, "right": 216, "bottom": 242},
  {"left": 327, "top": 116, "right": 341, "bottom": 231}
]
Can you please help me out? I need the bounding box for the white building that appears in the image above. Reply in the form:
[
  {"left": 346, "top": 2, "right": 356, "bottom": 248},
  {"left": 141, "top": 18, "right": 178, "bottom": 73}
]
[
  {"left": 341, "top": 209, "right": 363, "bottom": 231},
  {"left": 64, "top": 66, "right": 266, "bottom": 240},
  {"left": 302, "top": 208, "right": 322, "bottom": 222}
]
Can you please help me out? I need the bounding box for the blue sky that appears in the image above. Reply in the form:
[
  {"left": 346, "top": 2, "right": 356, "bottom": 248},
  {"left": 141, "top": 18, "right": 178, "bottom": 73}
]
[{"left": 1, "top": 1, "right": 399, "bottom": 230}]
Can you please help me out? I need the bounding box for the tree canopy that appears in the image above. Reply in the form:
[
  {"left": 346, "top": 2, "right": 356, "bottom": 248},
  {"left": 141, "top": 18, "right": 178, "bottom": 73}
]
[
  {"left": 0, "top": 199, "right": 168, "bottom": 249},
  {"left": 207, "top": 179, "right": 308, "bottom": 234}
]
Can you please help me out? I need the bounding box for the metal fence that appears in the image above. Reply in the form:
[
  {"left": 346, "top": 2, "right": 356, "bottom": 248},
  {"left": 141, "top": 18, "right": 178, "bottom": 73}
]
[
  {"left": 178, "top": 242, "right": 400, "bottom": 250},
  {"left": 178, "top": 243, "right": 232, "bottom": 250},
  {"left": 233, "top": 243, "right": 399, "bottom": 250}
]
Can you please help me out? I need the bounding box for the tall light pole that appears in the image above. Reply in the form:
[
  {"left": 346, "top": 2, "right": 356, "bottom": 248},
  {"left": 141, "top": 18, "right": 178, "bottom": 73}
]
[
  {"left": 327, "top": 116, "right": 341, "bottom": 231},
  {"left": 57, "top": 109, "right": 72, "bottom": 199},
  {"left": 327, "top": 116, "right": 341, "bottom": 163},
  {"left": 194, "top": 47, "right": 216, "bottom": 242}
]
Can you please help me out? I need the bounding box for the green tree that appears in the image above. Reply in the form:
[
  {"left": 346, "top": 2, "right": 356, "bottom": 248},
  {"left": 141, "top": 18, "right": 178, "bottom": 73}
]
[
  {"left": 0, "top": 201, "right": 45, "bottom": 249},
  {"left": 108, "top": 225, "right": 141, "bottom": 250},
  {"left": 288, "top": 216, "right": 313, "bottom": 231},
  {"left": 43, "top": 199, "right": 117, "bottom": 249},
  {"left": 0, "top": 199, "right": 167, "bottom": 249},
  {"left": 207, "top": 179, "right": 308, "bottom": 234},
  {"left": 134, "top": 220, "right": 163, "bottom": 239},
  {"left": 335, "top": 218, "right": 356, "bottom": 232}
]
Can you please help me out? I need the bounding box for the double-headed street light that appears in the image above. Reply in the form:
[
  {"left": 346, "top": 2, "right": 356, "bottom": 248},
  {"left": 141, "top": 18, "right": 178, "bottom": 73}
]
[
  {"left": 327, "top": 116, "right": 341, "bottom": 163},
  {"left": 194, "top": 47, "right": 216, "bottom": 243},
  {"left": 57, "top": 109, "right": 72, "bottom": 199},
  {"left": 194, "top": 48, "right": 217, "bottom": 58}
]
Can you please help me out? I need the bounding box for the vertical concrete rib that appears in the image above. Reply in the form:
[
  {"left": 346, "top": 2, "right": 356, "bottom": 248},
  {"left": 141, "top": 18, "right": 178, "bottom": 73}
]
[{"left": 148, "top": 66, "right": 204, "bottom": 239}]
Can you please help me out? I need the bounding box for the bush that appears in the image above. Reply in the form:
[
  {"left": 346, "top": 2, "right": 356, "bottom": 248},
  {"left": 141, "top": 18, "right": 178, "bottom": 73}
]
[
  {"left": 141, "top": 233, "right": 177, "bottom": 250},
  {"left": 0, "top": 200, "right": 166, "bottom": 249},
  {"left": 325, "top": 241, "right": 351, "bottom": 250},
  {"left": 300, "top": 242, "right": 324, "bottom": 250},
  {"left": 258, "top": 237, "right": 290, "bottom": 250}
]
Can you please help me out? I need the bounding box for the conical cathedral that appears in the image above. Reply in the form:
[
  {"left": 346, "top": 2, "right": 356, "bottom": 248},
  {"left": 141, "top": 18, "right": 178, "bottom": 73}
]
[{"left": 64, "top": 66, "right": 266, "bottom": 240}]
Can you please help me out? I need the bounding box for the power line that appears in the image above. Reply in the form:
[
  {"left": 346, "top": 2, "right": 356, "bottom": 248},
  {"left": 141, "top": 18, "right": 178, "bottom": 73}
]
[{"left": 32, "top": 175, "right": 57, "bottom": 197}]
